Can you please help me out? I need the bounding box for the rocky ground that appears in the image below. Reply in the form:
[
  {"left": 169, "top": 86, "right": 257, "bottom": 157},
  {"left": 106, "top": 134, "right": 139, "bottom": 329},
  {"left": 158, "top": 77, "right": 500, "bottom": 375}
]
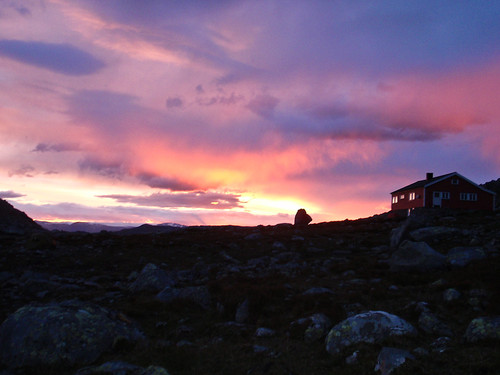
[{"left": 0, "top": 207, "right": 499, "bottom": 374}]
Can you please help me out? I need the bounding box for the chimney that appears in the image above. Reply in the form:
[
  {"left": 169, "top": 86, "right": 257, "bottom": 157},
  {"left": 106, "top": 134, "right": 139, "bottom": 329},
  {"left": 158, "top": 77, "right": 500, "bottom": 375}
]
[{"left": 426, "top": 172, "right": 433, "bottom": 180}]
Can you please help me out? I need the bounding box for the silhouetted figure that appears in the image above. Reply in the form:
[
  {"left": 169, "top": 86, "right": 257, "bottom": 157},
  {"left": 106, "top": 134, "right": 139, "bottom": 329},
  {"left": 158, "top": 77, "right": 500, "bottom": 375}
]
[{"left": 294, "top": 208, "right": 312, "bottom": 226}]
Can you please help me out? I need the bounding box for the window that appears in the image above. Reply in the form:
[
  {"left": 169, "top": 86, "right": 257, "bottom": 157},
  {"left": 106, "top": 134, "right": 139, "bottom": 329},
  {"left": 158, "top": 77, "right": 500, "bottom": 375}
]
[
  {"left": 460, "top": 192, "right": 477, "bottom": 201},
  {"left": 392, "top": 196, "right": 398, "bottom": 204},
  {"left": 434, "top": 192, "right": 440, "bottom": 198},
  {"left": 442, "top": 192, "right": 450, "bottom": 199},
  {"left": 400, "top": 194, "right": 405, "bottom": 199},
  {"left": 451, "top": 178, "right": 459, "bottom": 185},
  {"left": 409, "top": 192, "right": 416, "bottom": 200}
]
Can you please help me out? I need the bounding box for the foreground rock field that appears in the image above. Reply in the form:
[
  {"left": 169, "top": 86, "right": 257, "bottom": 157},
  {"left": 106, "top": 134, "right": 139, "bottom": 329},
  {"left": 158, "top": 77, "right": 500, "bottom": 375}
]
[{"left": 0, "top": 208, "right": 499, "bottom": 374}]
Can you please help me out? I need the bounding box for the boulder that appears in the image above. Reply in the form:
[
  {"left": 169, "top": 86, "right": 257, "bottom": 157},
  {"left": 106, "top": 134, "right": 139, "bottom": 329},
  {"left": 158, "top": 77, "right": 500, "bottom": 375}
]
[
  {"left": 325, "top": 311, "right": 416, "bottom": 356},
  {"left": 390, "top": 218, "right": 412, "bottom": 249},
  {"left": 294, "top": 209, "right": 312, "bottom": 226},
  {"left": 129, "top": 263, "right": 175, "bottom": 293},
  {"left": 374, "top": 347, "right": 415, "bottom": 375},
  {"left": 156, "top": 285, "right": 211, "bottom": 309},
  {"left": 0, "top": 300, "right": 144, "bottom": 369},
  {"left": 464, "top": 316, "right": 500, "bottom": 342},
  {"left": 388, "top": 241, "right": 446, "bottom": 272},
  {"left": 446, "top": 247, "right": 487, "bottom": 267}
]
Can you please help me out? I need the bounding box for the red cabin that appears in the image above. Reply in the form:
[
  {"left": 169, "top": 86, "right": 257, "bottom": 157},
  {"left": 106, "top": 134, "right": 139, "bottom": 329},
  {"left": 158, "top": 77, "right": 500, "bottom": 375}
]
[{"left": 391, "top": 172, "right": 496, "bottom": 212}]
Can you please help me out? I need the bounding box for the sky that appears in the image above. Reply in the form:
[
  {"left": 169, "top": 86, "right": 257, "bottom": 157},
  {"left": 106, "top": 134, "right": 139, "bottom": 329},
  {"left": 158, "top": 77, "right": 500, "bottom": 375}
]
[{"left": 1, "top": 1, "right": 500, "bottom": 226}]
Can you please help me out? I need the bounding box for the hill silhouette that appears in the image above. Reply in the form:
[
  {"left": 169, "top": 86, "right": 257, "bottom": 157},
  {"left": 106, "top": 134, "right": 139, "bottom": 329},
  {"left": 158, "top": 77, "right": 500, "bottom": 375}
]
[{"left": 0, "top": 199, "right": 44, "bottom": 234}]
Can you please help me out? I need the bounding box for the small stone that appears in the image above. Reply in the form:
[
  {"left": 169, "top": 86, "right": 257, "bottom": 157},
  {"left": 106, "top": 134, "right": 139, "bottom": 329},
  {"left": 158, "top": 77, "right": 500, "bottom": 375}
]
[
  {"left": 255, "top": 327, "right": 276, "bottom": 337},
  {"left": 345, "top": 350, "right": 359, "bottom": 365},
  {"left": 430, "top": 336, "right": 452, "bottom": 353},
  {"left": 375, "top": 347, "right": 415, "bottom": 375},
  {"left": 443, "top": 288, "right": 461, "bottom": 302},
  {"left": 235, "top": 298, "right": 250, "bottom": 323}
]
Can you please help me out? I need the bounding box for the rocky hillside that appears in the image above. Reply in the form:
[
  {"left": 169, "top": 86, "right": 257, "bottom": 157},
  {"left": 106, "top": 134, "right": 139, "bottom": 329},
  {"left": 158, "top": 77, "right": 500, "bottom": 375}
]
[
  {"left": 0, "top": 199, "right": 43, "bottom": 234},
  {"left": 0, "top": 208, "right": 499, "bottom": 375}
]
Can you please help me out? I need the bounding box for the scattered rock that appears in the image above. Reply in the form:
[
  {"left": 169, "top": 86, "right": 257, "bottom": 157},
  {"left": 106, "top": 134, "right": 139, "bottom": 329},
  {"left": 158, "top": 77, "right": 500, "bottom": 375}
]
[
  {"left": 235, "top": 298, "right": 250, "bottom": 323},
  {"left": 375, "top": 347, "right": 415, "bottom": 375},
  {"left": 255, "top": 327, "right": 276, "bottom": 337},
  {"left": 418, "top": 311, "right": 453, "bottom": 336},
  {"left": 388, "top": 240, "right": 446, "bottom": 272},
  {"left": 294, "top": 209, "right": 312, "bottom": 226},
  {"left": 409, "top": 226, "right": 461, "bottom": 242},
  {"left": 75, "top": 361, "right": 170, "bottom": 375},
  {"left": 325, "top": 311, "right": 416, "bottom": 356},
  {"left": 430, "top": 336, "right": 452, "bottom": 353},
  {"left": 304, "top": 313, "right": 333, "bottom": 343},
  {"left": 156, "top": 286, "right": 211, "bottom": 309},
  {"left": 390, "top": 218, "right": 412, "bottom": 249},
  {"left": 443, "top": 288, "right": 461, "bottom": 302},
  {"left": 345, "top": 350, "right": 359, "bottom": 365},
  {"left": 302, "top": 287, "right": 334, "bottom": 296},
  {"left": 0, "top": 300, "right": 143, "bottom": 369},
  {"left": 464, "top": 316, "right": 500, "bottom": 342}
]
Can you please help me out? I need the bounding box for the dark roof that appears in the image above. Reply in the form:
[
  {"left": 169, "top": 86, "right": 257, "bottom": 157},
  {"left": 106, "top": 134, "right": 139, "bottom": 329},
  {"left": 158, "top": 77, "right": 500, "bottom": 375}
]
[{"left": 391, "top": 172, "right": 456, "bottom": 194}]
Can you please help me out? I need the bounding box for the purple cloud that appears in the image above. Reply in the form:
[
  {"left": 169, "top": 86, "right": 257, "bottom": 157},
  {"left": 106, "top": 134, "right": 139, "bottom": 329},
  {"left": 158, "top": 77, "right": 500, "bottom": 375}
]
[
  {"left": 78, "top": 158, "right": 125, "bottom": 179},
  {"left": 166, "top": 97, "right": 183, "bottom": 109},
  {"left": 98, "top": 191, "right": 242, "bottom": 210},
  {"left": 246, "top": 94, "right": 279, "bottom": 119},
  {"left": 32, "top": 143, "right": 81, "bottom": 152},
  {"left": 0, "top": 190, "right": 25, "bottom": 199},
  {"left": 0, "top": 40, "right": 105, "bottom": 75},
  {"left": 8, "top": 165, "right": 35, "bottom": 177},
  {"left": 137, "top": 173, "right": 198, "bottom": 191}
]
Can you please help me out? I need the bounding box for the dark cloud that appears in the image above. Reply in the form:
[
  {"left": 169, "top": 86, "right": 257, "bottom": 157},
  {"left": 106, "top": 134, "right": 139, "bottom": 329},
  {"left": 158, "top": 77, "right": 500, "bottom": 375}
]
[
  {"left": 78, "top": 158, "right": 125, "bottom": 178},
  {"left": 290, "top": 101, "right": 444, "bottom": 143},
  {"left": 246, "top": 94, "right": 279, "bottom": 119},
  {"left": 196, "top": 92, "right": 244, "bottom": 106},
  {"left": 0, "top": 39, "right": 105, "bottom": 75},
  {"left": 137, "top": 173, "right": 198, "bottom": 191},
  {"left": 196, "top": 84, "right": 205, "bottom": 94},
  {"left": 98, "top": 191, "right": 242, "bottom": 210},
  {"left": 32, "top": 142, "right": 81, "bottom": 152},
  {"left": 166, "top": 97, "right": 183, "bottom": 109},
  {"left": 8, "top": 165, "right": 35, "bottom": 177},
  {"left": 0, "top": 190, "right": 25, "bottom": 198}
]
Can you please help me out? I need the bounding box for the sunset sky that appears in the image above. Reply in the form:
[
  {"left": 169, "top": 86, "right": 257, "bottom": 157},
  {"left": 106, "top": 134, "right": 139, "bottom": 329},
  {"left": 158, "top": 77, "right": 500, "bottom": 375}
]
[{"left": 1, "top": 1, "right": 500, "bottom": 226}]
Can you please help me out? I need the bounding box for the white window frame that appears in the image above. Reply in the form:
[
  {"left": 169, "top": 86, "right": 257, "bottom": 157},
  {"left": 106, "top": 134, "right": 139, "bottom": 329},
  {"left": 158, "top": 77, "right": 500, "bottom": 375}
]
[
  {"left": 460, "top": 192, "right": 477, "bottom": 201},
  {"left": 409, "top": 192, "right": 416, "bottom": 201},
  {"left": 442, "top": 192, "right": 450, "bottom": 199},
  {"left": 392, "top": 196, "right": 398, "bottom": 204},
  {"left": 400, "top": 194, "right": 405, "bottom": 200},
  {"left": 451, "top": 178, "right": 459, "bottom": 185}
]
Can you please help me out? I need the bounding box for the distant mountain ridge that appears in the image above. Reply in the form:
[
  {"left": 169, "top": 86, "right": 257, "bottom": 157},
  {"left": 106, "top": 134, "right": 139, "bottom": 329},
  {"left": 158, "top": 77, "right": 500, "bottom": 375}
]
[
  {"left": 36, "top": 221, "right": 131, "bottom": 233},
  {"left": 36, "top": 221, "right": 186, "bottom": 234}
]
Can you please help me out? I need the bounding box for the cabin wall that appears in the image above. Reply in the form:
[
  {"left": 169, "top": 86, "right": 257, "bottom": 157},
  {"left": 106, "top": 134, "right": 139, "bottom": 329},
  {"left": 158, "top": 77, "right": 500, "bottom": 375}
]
[
  {"left": 425, "top": 177, "right": 494, "bottom": 210},
  {"left": 391, "top": 187, "right": 425, "bottom": 210}
]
